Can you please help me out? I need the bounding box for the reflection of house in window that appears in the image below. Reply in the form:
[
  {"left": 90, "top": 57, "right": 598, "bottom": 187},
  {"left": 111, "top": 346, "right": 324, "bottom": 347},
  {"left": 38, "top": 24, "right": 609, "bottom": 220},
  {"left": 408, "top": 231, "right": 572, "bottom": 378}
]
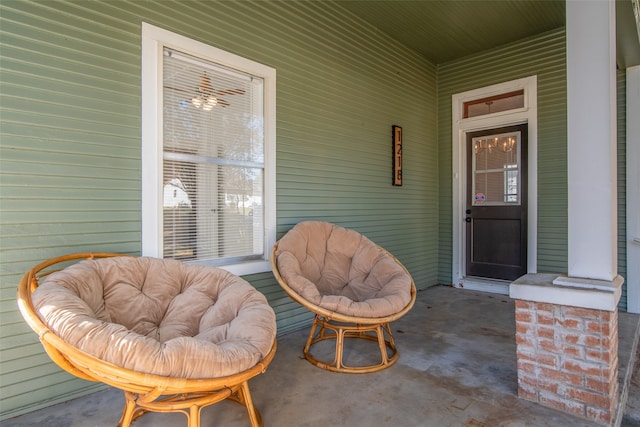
[
  {"left": 164, "top": 178, "right": 192, "bottom": 208},
  {"left": 163, "top": 160, "right": 196, "bottom": 260},
  {"left": 505, "top": 164, "right": 518, "bottom": 203}
]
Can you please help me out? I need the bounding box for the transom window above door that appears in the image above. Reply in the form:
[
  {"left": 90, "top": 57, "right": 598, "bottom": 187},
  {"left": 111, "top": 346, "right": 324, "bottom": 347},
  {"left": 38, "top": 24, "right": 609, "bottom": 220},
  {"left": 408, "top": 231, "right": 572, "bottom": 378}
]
[{"left": 463, "top": 89, "right": 524, "bottom": 118}]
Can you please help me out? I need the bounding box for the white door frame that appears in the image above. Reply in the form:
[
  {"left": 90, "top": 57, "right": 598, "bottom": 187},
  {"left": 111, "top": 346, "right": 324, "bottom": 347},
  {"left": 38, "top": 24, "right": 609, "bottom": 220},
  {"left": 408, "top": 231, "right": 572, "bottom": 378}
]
[
  {"left": 451, "top": 76, "right": 538, "bottom": 293},
  {"left": 627, "top": 65, "right": 640, "bottom": 314}
]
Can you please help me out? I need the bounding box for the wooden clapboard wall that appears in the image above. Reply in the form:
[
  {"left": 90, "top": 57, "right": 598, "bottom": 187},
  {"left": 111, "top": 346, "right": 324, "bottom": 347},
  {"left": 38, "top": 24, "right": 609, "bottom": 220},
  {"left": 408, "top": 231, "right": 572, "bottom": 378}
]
[{"left": 0, "top": 0, "right": 438, "bottom": 418}]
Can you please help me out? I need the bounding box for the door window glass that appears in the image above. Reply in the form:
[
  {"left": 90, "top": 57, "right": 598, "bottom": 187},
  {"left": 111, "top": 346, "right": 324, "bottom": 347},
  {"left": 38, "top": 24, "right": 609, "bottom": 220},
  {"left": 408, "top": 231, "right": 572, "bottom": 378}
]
[{"left": 472, "top": 132, "right": 520, "bottom": 205}]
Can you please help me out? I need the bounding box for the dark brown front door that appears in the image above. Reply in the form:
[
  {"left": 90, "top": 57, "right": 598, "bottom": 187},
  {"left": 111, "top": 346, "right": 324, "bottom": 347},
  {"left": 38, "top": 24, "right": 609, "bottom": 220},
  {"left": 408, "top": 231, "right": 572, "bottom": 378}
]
[{"left": 465, "top": 124, "right": 527, "bottom": 281}]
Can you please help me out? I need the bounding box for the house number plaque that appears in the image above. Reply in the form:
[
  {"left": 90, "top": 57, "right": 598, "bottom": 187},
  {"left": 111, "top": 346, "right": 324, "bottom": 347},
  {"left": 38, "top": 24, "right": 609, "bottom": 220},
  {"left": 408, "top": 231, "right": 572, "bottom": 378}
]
[{"left": 392, "top": 125, "right": 402, "bottom": 186}]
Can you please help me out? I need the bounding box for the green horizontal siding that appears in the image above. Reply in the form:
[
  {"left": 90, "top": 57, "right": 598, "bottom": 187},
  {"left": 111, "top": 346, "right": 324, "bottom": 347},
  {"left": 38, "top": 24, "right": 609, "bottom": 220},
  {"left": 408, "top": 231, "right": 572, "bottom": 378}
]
[
  {"left": 437, "top": 28, "right": 568, "bottom": 282},
  {"left": 0, "top": 0, "right": 438, "bottom": 418}
]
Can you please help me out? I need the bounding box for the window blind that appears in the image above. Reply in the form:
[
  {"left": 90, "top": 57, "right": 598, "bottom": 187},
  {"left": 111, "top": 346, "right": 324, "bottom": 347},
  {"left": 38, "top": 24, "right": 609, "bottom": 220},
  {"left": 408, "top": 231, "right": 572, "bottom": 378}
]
[{"left": 162, "top": 48, "right": 265, "bottom": 264}]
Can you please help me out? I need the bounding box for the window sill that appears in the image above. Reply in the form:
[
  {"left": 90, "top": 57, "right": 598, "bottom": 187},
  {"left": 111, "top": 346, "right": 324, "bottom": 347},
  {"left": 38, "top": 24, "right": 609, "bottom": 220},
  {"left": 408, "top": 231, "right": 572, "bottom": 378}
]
[{"left": 185, "top": 259, "right": 272, "bottom": 277}]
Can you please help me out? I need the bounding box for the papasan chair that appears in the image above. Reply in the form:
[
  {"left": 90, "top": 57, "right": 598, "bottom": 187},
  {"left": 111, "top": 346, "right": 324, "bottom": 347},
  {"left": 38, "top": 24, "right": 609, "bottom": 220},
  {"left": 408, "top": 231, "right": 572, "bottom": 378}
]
[
  {"left": 17, "top": 253, "right": 277, "bottom": 427},
  {"left": 271, "top": 221, "right": 416, "bottom": 373}
]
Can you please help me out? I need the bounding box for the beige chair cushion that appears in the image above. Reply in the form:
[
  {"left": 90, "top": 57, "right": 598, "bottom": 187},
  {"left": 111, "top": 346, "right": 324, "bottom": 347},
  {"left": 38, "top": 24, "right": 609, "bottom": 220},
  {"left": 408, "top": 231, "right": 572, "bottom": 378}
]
[
  {"left": 33, "top": 257, "right": 276, "bottom": 379},
  {"left": 274, "top": 221, "right": 412, "bottom": 318}
]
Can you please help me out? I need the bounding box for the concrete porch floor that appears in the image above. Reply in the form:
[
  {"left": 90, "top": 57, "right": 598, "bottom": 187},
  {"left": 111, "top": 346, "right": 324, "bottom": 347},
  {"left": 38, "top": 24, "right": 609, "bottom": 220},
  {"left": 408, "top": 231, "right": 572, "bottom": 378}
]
[{"left": 5, "top": 286, "right": 640, "bottom": 427}]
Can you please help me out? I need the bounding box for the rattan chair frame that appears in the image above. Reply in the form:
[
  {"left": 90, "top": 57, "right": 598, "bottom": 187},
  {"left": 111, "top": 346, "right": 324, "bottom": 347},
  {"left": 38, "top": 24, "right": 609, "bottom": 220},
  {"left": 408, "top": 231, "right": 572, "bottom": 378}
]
[
  {"left": 17, "top": 253, "right": 276, "bottom": 427},
  {"left": 271, "top": 242, "right": 416, "bottom": 374}
]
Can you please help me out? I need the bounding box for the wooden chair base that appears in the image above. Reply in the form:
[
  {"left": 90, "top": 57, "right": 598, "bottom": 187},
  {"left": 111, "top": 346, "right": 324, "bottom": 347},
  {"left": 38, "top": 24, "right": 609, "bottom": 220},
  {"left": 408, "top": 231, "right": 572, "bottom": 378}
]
[
  {"left": 118, "top": 380, "right": 263, "bottom": 427},
  {"left": 303, "top": 314, "right": 399, "bottom": 374}
]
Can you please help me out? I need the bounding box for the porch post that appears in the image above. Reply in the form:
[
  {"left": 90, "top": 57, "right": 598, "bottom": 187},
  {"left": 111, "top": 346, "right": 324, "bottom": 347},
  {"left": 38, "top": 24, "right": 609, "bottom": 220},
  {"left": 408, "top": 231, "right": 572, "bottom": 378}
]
[
  {"left": 510, "top": 1, "right": 623, "bottom": 425},
  {"left": 565, "top": 0, "right": 617, "bottom": 281}
]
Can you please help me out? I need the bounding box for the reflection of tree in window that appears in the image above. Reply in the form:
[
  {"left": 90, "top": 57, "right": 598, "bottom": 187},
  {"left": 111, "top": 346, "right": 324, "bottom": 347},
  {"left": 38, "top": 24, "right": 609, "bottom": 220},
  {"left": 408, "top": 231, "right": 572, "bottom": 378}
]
[{"left": 163, "top": 158, "right": 196, "bottom": 259}]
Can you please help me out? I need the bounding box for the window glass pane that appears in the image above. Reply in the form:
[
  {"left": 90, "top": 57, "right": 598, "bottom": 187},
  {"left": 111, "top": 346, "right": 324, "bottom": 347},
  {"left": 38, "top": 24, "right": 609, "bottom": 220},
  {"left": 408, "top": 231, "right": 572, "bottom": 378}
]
[
  {"left": 472, "top": 132, "right": 520, "bottom": 205},
  {"left": 163, "top": 160, "right": 196, "bottom": 259},
  {"left": 464, "top": 89, "right": 524, "bottom": 118},
  {"left": 163, "top": 48, "right": 265, "bottom": 264}
]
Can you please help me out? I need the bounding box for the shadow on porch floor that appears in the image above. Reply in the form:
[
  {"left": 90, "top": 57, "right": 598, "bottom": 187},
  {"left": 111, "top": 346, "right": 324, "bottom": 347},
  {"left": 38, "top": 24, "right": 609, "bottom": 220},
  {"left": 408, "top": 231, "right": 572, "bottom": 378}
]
[{"left": 5, "top": 286, "right": 640, "bottom": 427}]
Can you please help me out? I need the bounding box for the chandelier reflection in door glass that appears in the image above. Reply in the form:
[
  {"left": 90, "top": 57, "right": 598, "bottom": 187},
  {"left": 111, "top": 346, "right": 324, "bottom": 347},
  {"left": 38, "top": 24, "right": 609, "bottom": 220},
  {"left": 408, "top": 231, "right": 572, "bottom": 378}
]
[
  {"left": 474, "top": 136, "right": 516, "bottom": 154},
  {"left": 472, "top": 133, "right": 519, "bottom": 205}
]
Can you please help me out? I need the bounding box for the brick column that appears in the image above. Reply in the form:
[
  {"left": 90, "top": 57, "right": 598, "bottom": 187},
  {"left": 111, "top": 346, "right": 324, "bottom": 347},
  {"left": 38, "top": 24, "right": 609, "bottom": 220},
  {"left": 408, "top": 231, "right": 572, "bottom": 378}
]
[
  {"left": 511, "top": 273, "right": 622, "bottom": 425},
  {"left": 515, "top": 300, "right": 619, "bottom": 424}
]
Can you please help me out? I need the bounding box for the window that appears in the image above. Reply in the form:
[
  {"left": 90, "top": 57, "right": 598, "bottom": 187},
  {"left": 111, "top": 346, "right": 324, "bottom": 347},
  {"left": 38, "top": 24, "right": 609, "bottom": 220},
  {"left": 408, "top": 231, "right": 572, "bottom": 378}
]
[
  {"left": 471, "top": 131, "right": 521, "bottom": 206},
  {"left": 463, "top": 89, "right": 524, "bottom": 118},
  {"left": 142, "top": 23, "right": 276, "bottom": 275}
]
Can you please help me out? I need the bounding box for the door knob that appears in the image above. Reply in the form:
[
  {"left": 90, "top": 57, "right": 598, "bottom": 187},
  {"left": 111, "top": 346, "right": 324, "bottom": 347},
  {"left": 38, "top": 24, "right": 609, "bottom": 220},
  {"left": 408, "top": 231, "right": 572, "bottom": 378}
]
[{"left": 465, "top": 217, "right": 472, "bottom": 223}]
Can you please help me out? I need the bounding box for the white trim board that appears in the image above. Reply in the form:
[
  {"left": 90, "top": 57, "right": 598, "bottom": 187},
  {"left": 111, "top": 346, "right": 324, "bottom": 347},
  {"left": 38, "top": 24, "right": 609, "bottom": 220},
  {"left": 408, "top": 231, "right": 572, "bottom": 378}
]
[
  {"left": 451, "top": 76, "right": 538, "bottom": 288},
  {"left": 454, "top": 277, "right": 510, "bottom": 295},
  {"left": 627, "top": 65, "right": 640, "bottom": 314}
]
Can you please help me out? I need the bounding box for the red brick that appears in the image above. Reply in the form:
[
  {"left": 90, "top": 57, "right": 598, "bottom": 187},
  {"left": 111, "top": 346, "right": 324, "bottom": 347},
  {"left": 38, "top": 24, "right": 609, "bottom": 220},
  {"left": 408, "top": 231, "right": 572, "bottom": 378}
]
[
  {"left": 585, "top": 377, "right": 613, "bottom": 394},
  {"left": 563, "top": 399, "right": 589, "bottom": 417},
  {"left": 609, "top": 336, "right": 618, "bottom": 350},
  {"left": 518, "top": 360, "right": 536, "bottom": 374},
  {"left": 539, "top": 391, "right": 587, "bottom": 415},
  {"left": 565, "top": 387, "right": 610, "bottom": 408},
  {"left": 537, "top": 326, "right": 555, "bottom": 339},
  {"left": 564, "top": 333, "right": 582, "bottom": 345},
  {"left": 586, "top": 321, "right": 600, "bottom": 334},
  {"left": 586, "top": 321, "right": 610, "bottom": 335},
  {"left": 584, "top": 335, "right": 602, "bottom": 347},
  {"left": 516, "top": 311, "right": 533, "bottom": 323},
  {"left": 517, "top": 348, "right": 534, "bottom": 360},
  {"left": 518, "top": 384, "right": 538, "bottom": 401},
  {"left": 564, "top": 306, "right": 600, "bottom": 319},
  {"left": 516, "top": 323, "right": 533, "bottom": 335},
  {"left": 586, "top": 348, "right": 613, "bottom": 364},
  {"left": 518, "top": 373, "right": 538, "bottom": 387},
  {"left": 538, "top": 392, "right": 566, "bottom": 412},
  {"left": 539, "top": 338, "right": 559, "bottom": 353},
  {"left": 563, "top": 344, "right": 585, "bottom": 360},
  {"left": 539, "top": 366, "right": 583, "bottom": 387},
  {"left": 538, "top": 366, "right": 561, "bottom": 381},
  {"left": 562, "top": 360, "right": 602, "bottom": 376},
  {"left": 556, "top": 317, "right": 582, "bottom": 330},
  {"left": 537, "top": 313, "right": 554, "bottom": 325},
  {"left": 533, "top": 302, "right": 554, "bottom": 312},
  {"left": 516, "top": 334, "right": 535, "bottom": 348},
  {"left": 537, "top": 352, "right": 559, "bottom": 368},
  {"left": 517, "top": 350, "right": 550, "bottom": 368},
  {"left": 605, "top": 364, "right": 618, "bottom": 381},
  {"left": 515, "top": 300, "right": 532, "bottom": 310},
  {"left": 586, "top": 406, "right": 613, "bottom": 424},
  {"left": 537, "top": 378, "right": 560, "bottom": 394}
]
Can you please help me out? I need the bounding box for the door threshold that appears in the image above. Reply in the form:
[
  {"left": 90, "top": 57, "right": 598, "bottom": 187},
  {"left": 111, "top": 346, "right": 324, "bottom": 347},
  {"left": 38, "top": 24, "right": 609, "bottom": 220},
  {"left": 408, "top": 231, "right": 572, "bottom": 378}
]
[{"left": 454, "top": 277, "right": 510, "bottom": 295}]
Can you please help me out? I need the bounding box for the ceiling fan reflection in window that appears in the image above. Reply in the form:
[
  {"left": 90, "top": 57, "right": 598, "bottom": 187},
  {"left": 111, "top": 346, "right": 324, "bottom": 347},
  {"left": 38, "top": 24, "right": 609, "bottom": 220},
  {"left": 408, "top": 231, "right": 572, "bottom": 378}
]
[{"left": 164, "top": 73, "right": 245, "bottom": 110}]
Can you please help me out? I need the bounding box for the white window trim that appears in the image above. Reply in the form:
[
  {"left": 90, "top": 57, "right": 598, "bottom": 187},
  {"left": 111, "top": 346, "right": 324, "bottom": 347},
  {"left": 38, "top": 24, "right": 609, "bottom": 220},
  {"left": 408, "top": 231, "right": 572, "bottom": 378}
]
[
  {"left": 627, "top": 65, "right": 640, "bottom": 314},
  {"left": 141, "top": 22, "right": 276, "bottom": 276},
  {"left": 451, "top": 75, "right": 538, "bottom": 292}
]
